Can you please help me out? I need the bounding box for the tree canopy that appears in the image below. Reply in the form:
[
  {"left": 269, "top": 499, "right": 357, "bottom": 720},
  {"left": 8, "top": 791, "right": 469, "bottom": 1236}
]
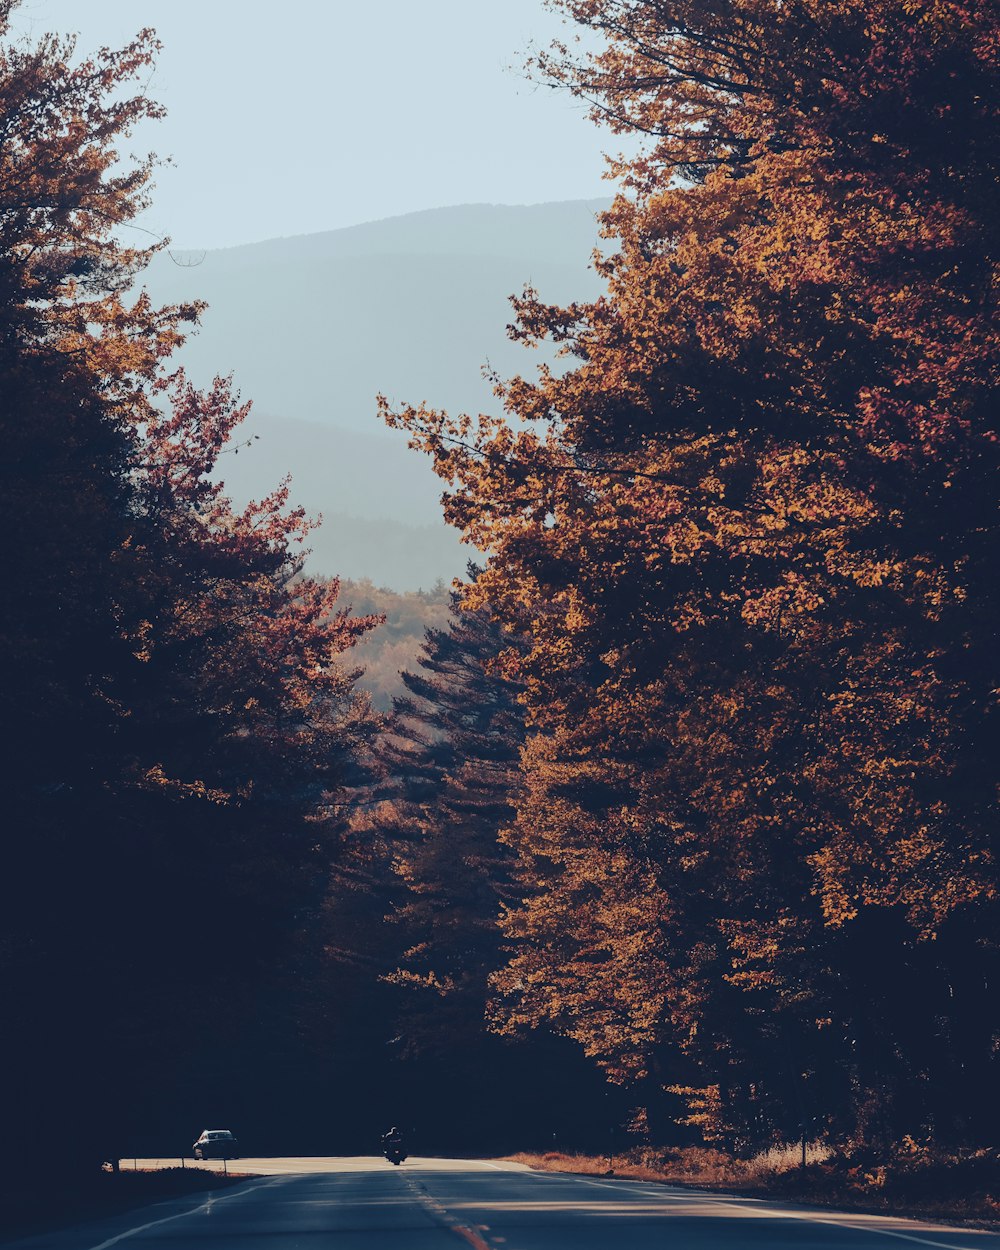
[{"left": 386, "top": 0, "right": 999, "bottom": 1147}]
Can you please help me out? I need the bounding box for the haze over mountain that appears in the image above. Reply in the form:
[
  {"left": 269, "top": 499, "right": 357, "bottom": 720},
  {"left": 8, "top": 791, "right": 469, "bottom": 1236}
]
[{"left": 141, "top": 200, "right": 608, "bottom": 589}]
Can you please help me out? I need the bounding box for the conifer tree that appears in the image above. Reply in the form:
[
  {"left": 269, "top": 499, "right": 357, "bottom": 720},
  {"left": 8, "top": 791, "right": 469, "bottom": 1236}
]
[{"left": 381, "top": 583, "right": 525, "bottom": 1056}]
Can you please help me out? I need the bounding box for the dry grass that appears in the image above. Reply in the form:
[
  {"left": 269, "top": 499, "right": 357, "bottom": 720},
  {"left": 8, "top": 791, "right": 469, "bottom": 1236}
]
[
  {"left": 507, "top": 1150, "right": 665, "bottom": 1182},
  {"left": 506, "top": 1142, "right": 1000, "bottom": 1230},
  {"left": 507, "top": 1142, "right": 829, "bottom": 1186},
  {"left": 741, "top": 1141, "right": 834, "bottom": 1178}
]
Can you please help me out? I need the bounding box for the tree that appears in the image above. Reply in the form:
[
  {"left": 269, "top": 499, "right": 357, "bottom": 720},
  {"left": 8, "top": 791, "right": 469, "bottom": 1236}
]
[
  {"left": 0, "top": 6, "right": 379, "bottom": 1171},
  {"left": 381, "top": 582, "right": 525, "bottom": 1057},
  {"left": 345, "top": 585, "right": 618, "bottom": 1154},
  {"left": 386, "top": 0, "right": 999, "bottom": 1147}
]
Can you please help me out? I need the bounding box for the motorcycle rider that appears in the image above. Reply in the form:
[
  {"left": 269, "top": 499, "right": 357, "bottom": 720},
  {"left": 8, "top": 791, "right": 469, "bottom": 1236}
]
[{"left": 381, "top": 1125, "right": 404, "bottom": 1150}]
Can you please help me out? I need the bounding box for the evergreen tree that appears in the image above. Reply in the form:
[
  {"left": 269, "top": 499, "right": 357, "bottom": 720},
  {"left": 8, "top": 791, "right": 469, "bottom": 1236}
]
[
  {"left": 382, "top": 582, "right": 525, "bottom": 1056},
  {"left": 359, "top": 587, "right": 614, "bottom": 1155}
]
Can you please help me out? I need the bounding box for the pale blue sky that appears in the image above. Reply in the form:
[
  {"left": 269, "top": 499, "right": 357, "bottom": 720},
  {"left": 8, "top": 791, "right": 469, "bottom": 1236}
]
[{"left": 13, "top": 0, "right": 616, "bottom": 249}]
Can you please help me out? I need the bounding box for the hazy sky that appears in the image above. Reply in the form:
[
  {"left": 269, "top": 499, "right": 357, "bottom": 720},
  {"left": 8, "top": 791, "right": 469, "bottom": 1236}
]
[{"left": 13, "top": 0, "right": 616, "bottom": 249}]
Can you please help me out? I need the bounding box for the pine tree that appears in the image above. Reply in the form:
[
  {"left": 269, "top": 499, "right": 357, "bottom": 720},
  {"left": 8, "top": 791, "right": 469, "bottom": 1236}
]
[{"left": 381, "top": 583, "right": 525, "bottom": 1057}]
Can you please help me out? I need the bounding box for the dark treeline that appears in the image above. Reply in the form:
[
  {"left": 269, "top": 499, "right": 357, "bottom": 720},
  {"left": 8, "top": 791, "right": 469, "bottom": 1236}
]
[
  {"left": 0, "top": 2, "right": 608, "bottom": 1173},
  {"left": 0, "top": 6, "right": 383, "bottom": 1174},
  {"left": 2, "top": 0, "right": 997, "bottom": 1184}
]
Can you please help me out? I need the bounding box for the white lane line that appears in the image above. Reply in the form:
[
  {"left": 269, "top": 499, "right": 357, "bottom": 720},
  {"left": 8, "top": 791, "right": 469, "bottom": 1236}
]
[
  {"left": 555, "top": 1175, "right": 682, "bottom": 1197},
  {"left": 544, "top": 1171, "right": 994, "bottom": 1250},
  {"left": 731, "top": 1209, "right": 995, "bottom": 1250},
  {"left": 83, "top": 1177, "right": 281, "bottom": 1249},
  {"left": 692, "top": 1193, "right": 997, "bottom": 1249}
]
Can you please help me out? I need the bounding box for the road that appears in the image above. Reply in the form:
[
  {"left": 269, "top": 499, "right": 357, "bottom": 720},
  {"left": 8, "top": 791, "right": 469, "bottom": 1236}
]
[{"left": 6, "top": 1157, "right": 1000, "bottom": 1249}]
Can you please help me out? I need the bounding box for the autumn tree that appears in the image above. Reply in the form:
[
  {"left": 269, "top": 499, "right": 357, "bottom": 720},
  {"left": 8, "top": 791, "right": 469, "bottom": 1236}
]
[
  {"left": 0, "top": 6, "right": 378, "bottom": 1171},
  {"left": 386, "top": 0, "right": 999, "bottom": 1148},
  {"left": 339, "top": 584, "right": 615, "bottom": 1153}
]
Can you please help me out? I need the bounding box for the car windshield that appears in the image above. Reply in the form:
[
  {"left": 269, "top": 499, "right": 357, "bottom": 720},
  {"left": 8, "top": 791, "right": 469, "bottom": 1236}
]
[{"left": 206, "top": 1131, "right": 233, "bottom": 1140}]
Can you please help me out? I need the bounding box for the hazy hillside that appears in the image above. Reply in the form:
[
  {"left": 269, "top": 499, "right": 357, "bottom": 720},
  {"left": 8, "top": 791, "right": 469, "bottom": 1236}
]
[
  {"left": 335, "top": 578, "right": 453, "bottom": 711},
  {"left": 305, "top": 508, "right": 468, "bottom": 592},
  {"left": 216, "top": 416, "right": 469, "bottom": 588},
  {"left": 141, "top": 200, "right": 608, "bottom": 588}
]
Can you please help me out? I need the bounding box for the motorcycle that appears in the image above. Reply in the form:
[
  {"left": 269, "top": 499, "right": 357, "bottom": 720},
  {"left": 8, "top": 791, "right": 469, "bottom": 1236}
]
[{"left": 382, "top": 1140, "right": 407, "bottom": 1166}]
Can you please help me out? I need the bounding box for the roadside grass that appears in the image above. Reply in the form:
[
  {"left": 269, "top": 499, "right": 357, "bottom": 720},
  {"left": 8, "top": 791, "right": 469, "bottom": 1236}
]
[
  {"left": 0, "top": 1166, "right": 251, "bottom": 1245},
  {"left": 506, "top": 1142, "right": 1000, "bottom": 1230}
]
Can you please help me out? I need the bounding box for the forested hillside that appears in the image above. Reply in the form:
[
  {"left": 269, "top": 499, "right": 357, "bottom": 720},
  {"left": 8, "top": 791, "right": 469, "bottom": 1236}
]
[{"left": 337, "top": 578, "right": 451, "bottom": 709}]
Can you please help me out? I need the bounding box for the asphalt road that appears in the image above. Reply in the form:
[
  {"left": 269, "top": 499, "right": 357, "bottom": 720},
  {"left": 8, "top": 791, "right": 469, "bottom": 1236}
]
[{"left": 7, "top": 1157, "right": 1000, "bottom": 1250}]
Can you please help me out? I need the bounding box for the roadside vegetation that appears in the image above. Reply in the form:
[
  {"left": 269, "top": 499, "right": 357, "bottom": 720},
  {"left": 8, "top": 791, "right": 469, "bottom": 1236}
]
[
  {"left": 386, "top": 0, "right": 999, "bottom": 1167},
  {"left": 510, "top": 1144, "right": 1000, "bottom": 1229}
]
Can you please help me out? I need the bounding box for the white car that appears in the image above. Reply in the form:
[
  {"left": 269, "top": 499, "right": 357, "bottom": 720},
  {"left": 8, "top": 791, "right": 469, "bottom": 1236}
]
[{"left": 192, "top": 1128, "right": 239, "bottom": 1160}]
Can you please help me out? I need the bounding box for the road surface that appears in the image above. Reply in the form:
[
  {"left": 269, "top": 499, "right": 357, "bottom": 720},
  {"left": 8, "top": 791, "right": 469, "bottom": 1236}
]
[{"left": 6, "top": 1157, "right": 1000, "bottom": 1249}]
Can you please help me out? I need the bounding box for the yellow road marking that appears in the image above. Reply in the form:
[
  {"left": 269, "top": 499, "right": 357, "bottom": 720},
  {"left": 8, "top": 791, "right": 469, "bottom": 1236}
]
[{"left": 453, "top": 1227, "right": 492, "bottom": 1250}]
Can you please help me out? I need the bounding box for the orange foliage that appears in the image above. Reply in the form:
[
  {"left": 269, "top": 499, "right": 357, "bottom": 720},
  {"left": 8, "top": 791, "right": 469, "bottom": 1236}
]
[{"left": 386, "top": 0, "right": 999, "bottom": 1146}]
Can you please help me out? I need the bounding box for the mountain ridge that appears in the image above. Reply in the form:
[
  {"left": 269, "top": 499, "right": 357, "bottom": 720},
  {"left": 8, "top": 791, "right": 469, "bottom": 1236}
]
[
  {"left": 141, "top": 199, "right": 609, "bottom": 588},
  {"left": 168, "top": 198, "right": 610, "bottom": 259}
]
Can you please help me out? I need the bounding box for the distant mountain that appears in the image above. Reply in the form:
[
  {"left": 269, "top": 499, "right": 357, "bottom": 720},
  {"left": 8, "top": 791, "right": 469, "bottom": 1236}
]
[
  {"left": 217, "top": 414, "right": 458, "bottom": 536},
  {"left": 141, "top": 200, "right": 609, "bottom": 589},
  {"left": 302, "top": 508, "right": 468, "bottom": 592}
]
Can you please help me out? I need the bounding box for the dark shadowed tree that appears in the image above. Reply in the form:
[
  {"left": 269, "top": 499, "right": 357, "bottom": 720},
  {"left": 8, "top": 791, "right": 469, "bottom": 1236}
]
[
  {"left": 381, "top": 581, "right": 525, "bottom": 1056},
  {"left": 0, "top": 6, "right": 378, "bottom": 1172}
]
